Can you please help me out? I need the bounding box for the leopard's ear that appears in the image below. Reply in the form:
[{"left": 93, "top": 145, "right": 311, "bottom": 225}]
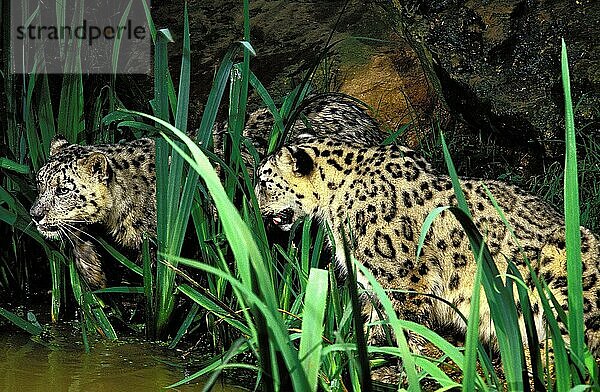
[
  {"left": 82, "top": 152, "right": 112, "bottom": 183},
  {"left": 288, "top": 146, "right": 314, "bottom": 177},
  {"left": 49, "top": 135, "right": 70, "bottom": 156}
]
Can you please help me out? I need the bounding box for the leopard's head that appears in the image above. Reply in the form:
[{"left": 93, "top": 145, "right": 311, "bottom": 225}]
[
  {"left": 30, "top": 136, "right": 113, "bottom": 240},
  {"left": 255, "top": 145, "right": 320, "bottom": 231}
]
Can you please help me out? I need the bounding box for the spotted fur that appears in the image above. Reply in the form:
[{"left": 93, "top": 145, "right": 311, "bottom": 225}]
[
  {"left": 30, "top": 136, "right": 156, "bottom": 288},
  {"left": 256, "top": 137, "right": 600, "bottom": 355},
  {"left": 213, "top": 93, "right": 385, "bottom": 165}
]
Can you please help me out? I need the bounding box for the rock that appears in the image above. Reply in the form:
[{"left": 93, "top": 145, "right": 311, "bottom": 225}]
[
  {"left": 153, "top": 0, "right": 378, "bottom": 126},
  {"left": 339, "top": 46, "right": 434, "bottom": 143},
  {"left": 389, "top": 0, "right": 600, "bottom": 158},
  {"left": 151, "top": 1, "right": 433, "bottom": 134}
]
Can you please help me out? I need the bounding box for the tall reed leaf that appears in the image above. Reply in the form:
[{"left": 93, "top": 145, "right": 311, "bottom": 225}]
[
  {"left": 48, "top": 250, "right": 63, "bottom": 322},
  {"left": 0, "top": 307, "right": 43, "bottom": 336},
  {"left": 111, "top": 0, "right": 134, "bottom": 75},
  {"left": 462, "top": 238, "right": 485, "bottom": 392},
  {"left": 562, "top": 39, "right": 584, "bottom": 361},
  {"left": 352, "top": 259, "right": 420, "bottom": 391},
  {"left": 57, "top": 0, "right": 84, "bottom": 142},
  {"left": 153, "top": 26, "right": 178, "bottom": 337},
  {"left": 152, "top": 5, "right": 193, "bottom": 336},
  {"left": 298, "top": 268, "right": 329, "bottom": 392},
  {"left": 37, "top": 74, "right": 56, "bottom": 158},
  {"left": 482, "top": 185, "right": 568, "bottom": 389},
  {"left": 437, "top": 132, "right": 525, "bottom": 389}
]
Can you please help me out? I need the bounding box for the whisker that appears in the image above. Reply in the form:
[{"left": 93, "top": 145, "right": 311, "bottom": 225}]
[
  {"left": 57, "top": 226, "right": 74, "bottom": 249},
  {"left": 61, "top": 225, "right": 86, "bottom": 245},
  {"left": 62, "top": 222, "right": 94, "bottom": 238},
  {"left": 17, "top": 221, "right": 34, "bottom": 242},
  {"left": 62, "top": 219, "right": 93, "bottom": 224},
  {"left": 61, "top": 222, "right": 103, "bottom": 247},
  {"left": 57, "top": 229, "right": 66, "bottom": 249}
]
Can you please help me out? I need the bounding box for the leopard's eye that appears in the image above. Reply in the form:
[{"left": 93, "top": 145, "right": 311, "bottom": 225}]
[{"left": 56, "top": 186, "right": 70, "bottom": 196}]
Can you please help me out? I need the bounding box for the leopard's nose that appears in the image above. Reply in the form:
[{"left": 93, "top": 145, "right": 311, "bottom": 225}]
[{"left": 30, "top": 204, "right": 44, "bottom": 223}]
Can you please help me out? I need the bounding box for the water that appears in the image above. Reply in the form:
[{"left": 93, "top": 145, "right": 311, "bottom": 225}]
[{"left": 0, "top": 327, "right": 246, "bottom": 392}]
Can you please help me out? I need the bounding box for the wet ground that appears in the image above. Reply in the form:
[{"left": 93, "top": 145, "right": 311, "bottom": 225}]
[{"left": 0, "top": 326, "right": 246, "bottom": 392}]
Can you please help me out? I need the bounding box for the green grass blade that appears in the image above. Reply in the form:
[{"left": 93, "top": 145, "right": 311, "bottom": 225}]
[
  {"left": 174, "top": 4, "right": 191, "bottom": 133},
  {"left": 484, "top": 185, "right": 571, "bottom": 389},
  {"left": 440, "top": 132, "right": 470, "bottom": 218},
  {"left": 166, "top": 342, "right": 251, "bottom": 388},
  {"left": 85, "top": 291, "right": 117, "bottom": 340},
  {"left": 57, "top": 73, "right": 84, "bottom": 142},
  {"left": 93, "top": 287, "right": 145, "bottom": 294},
  {"left": 0, "top": 207, "right": 16, "bottom": 225},
  {"left": 482, "top": 185, "right": 547, "bottom": 387},
  {"left": 462, "top": 241, "right": 485, "bottom": 392},
  {"left": 111, "top": 0, "right": 133, "bottom": 74},
  {"left": 151, "top": 28, "right": 173, "bottom": 122},
  {"left": 172, "top": 256, "right": 310, "bottom": 390},
  {"left": 140, "top": 0, "right": 156, "bottom": 42},
  {"left": 115, "top": 120, "right": 158, "bottom": 134},
  {"left": 248, "top": 70, "right": 284, "bottom": 154},
  {"left": 340, "top": 227, "right": 373, "bottom": 392},
  {"left": 97, "top": 238, "right": 143, "bottom": 276},
  {"left": 543, "top": 280, "right": 578, "bottom": 390},
  {"left": 152, "top": 27, "right": 177, "bottom": 337},
  {"left": 48, "top": 250, "right": 64, "bottom": 323},
  {"left": 454, "top": 208, "right": 524, "bottom": 389},
  {"left": 415, "top": 357, "right": 460, "bottom": 390},
  {"left": 168, "top": 302, "right": 200, "bottom": 349},
  {"left": 195, "top": 45, "right": 237, "bottom": 146},
  {"left": 24, "top": 72, "right": 42, "bottom": 171},
  {"left": 439, "top": 132, "right": 527, "bottom": 388},
  {"left": 54, "top": 0, "right": 65, "bottom": 55},
  {"left": 506, "top": 262, "right": 545, "bottom": 390},
  {"left": 562, "top": 38, "right": 584, "bottom": 361},
  {"left": 381, "top": 123, "right": 410, "bottom": 146},
  {"left": 177, "top": 284, "right": 252, "bottom": 335},
  {"left": 177, "top": 284, "right": 249, "bottom": 333},
  {"left": 157, "top": 5, "right": 192, "bottom": 330},
  {"left": 166, "top": 5, "right": 191, "bottom": 241},
  {"left": 142, "top": 235, "right": 154, "bottom": 338},
  {"left": 298, "top": 268, "right": 329, "bottom": 392},
  {"left": 200, "top": 339, "right": 250, "bottom": 392},
  {"left": 0, "top": 185, "right": 16, "bottom": 213},
  {"left": 69, "top": 261, "right": 90, "bottom": 352},
  {"left": 0, "top": 158, "right": 29, "bottom": 174},
  {"left": 278, "top": 84, "right": 311, "bottom": 148},
  {"left": 353, "top": 260, "right": 420, "bottom": 392},
  {"left": 224, "top": 55, "right": 252, "bottom": 197},
  {"left": 0, "top": 307, "right": 43, "bottom": 335},
  {"left": 37, "top": 73, "right": 57, "bottom": 155},
  {"left": 69, "top": 259, "right": 117, "bottom": 343},
  {"left": 300, "top": 218, "right": 313, "bottom": 283},
  {"left": 418, "top": 204, "right": 523, "bottom": 389}
]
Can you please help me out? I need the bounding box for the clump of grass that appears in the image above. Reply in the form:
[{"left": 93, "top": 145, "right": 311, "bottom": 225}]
[{"left": 527, "top": 128, "right": 600, "bottom": 233}]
